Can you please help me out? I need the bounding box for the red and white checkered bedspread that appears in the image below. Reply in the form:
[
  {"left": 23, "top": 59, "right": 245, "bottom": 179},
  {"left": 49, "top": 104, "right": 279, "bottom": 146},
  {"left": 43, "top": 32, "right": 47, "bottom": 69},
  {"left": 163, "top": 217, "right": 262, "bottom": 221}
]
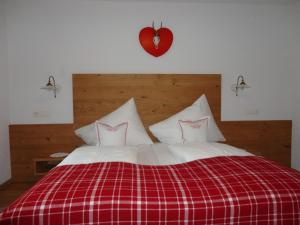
[{"left": 1, "top": 156, "right": 300, "bottom": 225}]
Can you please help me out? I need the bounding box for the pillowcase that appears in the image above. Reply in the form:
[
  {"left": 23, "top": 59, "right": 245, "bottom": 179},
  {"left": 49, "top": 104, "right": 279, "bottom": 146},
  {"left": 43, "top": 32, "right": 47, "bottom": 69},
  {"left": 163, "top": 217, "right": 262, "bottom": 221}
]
[
  {"left": 75, "top": 98, "right": 153, "bottom": 146},
  {"left": 149, "top": 104, "right": 202, "bottom": 144},
  {"left": 95, "top": 122, "right": 128, "bottom": 146},
  {"left": 149, "top": 94, "right": 225, "bottom": 144},
  {"left": 193, "top": 95, "right": 225, "bottom": 142},
  {"left": 179, "top": 117, "right": 209, "bottom": 143}
]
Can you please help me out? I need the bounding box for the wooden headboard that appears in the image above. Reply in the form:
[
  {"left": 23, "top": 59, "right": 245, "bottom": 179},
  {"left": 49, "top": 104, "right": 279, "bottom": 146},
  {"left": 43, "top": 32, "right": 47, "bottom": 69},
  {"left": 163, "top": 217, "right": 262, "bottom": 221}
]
[
  {"left": 73, "top": 74, "right": 221, "bottom": 138},
  {"left": 9, "top": 74, "right": 292, "bottom": 182}
]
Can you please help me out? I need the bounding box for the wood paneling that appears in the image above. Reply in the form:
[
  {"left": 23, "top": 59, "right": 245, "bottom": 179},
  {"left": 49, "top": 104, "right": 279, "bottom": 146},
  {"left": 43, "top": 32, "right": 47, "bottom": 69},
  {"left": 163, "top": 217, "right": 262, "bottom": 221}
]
[
  {"left": 9, "top": 124, "right": 83, "bottom": 182},
  {"left": 73, "top": 74, "right": 221, "bottom": 135},
  {"left": 9, "top": 121, "right": 292, "bottom": 182},
  {"left": 9, "top": 74, "right": 292, "bottom": 182},
  {"left": 220, "top": 121, "right": 291, "bottom": 167},
  {"left": 33, "top": 157, "right": 65, "bottom": 176}
]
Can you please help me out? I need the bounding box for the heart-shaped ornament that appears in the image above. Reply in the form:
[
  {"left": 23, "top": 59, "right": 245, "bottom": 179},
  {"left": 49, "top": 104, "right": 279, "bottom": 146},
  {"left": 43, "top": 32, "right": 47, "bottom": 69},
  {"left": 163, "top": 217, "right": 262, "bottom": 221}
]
[{"left": 139, "top": 27, "right": 173, "bottom": 57}]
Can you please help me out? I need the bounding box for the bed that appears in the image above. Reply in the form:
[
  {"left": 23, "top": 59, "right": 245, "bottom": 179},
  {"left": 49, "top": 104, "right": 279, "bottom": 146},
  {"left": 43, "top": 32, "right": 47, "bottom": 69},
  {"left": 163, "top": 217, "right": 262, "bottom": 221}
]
[{"left": 1, "top": 74, "right": 299, "bottom": 225}]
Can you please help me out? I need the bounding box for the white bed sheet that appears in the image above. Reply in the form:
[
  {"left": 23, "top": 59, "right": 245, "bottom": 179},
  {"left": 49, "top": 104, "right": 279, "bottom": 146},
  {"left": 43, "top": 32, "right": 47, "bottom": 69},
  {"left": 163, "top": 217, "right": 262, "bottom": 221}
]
[
  {"left": 59, "top": 143, "right": 180, "bottom": 166},
  {"left": 58, "top": 142, "right": 252, "bottom": 166},
  {"left": 168, "top": 142, "right": 253, "bottom": 162}
]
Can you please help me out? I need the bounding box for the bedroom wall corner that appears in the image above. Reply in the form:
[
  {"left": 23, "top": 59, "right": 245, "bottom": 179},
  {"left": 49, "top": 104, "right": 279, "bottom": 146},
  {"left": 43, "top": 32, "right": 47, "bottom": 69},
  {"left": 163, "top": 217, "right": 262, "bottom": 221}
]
[
  {"left": 0, "top": 0, "right": 12, "bottom": 185},
  {"left": 291, "top": 1, "right": 300, "bottom": 171}
]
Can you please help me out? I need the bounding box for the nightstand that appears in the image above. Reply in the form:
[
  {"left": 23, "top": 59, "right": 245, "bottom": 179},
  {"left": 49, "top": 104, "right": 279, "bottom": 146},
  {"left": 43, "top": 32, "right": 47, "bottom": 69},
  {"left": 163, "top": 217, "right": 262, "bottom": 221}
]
[{"left": 33, "top": 158, "right": 64, "bottom": 176}]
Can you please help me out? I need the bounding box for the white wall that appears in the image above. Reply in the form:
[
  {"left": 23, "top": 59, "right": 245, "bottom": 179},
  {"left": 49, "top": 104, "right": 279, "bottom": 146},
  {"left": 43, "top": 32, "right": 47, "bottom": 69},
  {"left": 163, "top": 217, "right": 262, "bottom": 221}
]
[
  {"left": 291, "top": 2, "right": 300, "bottom": 171},
  {"left": 3, "top": 0, "right": 299, "bottom": 169},
  {"left": 0, "top": 0, "right": 11, "bottom": 184}
]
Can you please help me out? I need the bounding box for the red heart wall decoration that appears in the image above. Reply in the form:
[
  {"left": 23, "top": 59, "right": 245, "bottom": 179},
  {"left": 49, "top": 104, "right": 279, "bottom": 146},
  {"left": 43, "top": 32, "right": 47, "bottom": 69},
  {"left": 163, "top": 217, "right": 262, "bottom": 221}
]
[{"left": 139, "top": 26, "right": 173, "bottom": 57}]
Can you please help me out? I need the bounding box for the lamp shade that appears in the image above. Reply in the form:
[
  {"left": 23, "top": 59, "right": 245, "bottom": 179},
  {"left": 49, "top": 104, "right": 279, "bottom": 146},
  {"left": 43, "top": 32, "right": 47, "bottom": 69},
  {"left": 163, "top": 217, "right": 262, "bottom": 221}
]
[
  {"left": 41, "top": 75, "right": 57, "bottom": 98},
  {"left": 232, "top": 75, "right": 250, "bottom": 96}
]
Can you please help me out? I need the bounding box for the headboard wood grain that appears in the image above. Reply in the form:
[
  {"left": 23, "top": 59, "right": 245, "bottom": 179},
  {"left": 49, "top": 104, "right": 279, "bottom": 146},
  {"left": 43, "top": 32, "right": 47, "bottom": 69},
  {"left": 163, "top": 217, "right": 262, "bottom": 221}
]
[
  {"left": 9, "top": 120, "right": 291, "bottom": 182},
  {"left": 9, "top": 74, "right": 292, "bottom": 182},
  {"left": 73, "top": 74, "right": 221, "bottom": 137}
]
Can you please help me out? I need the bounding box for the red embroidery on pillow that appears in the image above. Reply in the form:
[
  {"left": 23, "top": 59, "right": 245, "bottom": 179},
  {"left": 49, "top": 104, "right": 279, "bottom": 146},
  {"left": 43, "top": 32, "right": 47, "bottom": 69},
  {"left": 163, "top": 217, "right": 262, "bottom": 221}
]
[
  {"left": 95, "top": 122, "right": 128, "bottom": 145},
  {"left": 190, "top": 123, "right": 202, "bottom": 129},
  {"left": 178, "top": 117, "right": 209, "bottom": 143}
]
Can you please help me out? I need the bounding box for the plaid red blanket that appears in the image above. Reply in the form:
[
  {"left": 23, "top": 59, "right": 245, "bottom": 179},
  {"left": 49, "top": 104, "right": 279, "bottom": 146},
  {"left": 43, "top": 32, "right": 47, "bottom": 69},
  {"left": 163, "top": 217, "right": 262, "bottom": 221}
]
[{"left": 0, "top": 156, "right": 299, "bottom": 225}]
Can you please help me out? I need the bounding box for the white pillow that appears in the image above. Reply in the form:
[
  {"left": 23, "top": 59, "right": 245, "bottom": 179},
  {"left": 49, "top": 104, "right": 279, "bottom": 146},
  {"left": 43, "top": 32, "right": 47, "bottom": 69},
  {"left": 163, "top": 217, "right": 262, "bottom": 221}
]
[
  {"left": 149, "top": 104, "right": 202, "bottom": 144},
  {"left": 179, "top": 117, "right": 209, "bottom": 143},
  {"left": 149, "top": 94, "right": 225, "bottom": 144},
  {"left": 75, "top": 98, "right": 153, "bottom": 146},
  {"left": 95, "top": 122, "right": 128, "bottom": 146},
  {"left": 193, "top": 95, "right": 225, "bottom": 142}
]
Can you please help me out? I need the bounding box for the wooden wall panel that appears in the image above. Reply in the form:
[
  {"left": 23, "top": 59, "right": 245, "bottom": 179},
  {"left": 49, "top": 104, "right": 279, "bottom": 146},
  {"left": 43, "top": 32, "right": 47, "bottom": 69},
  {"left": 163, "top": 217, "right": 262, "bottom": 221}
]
[
  {"left": 220, "top": 121, "right": 291, "bottom": 167},
  {"left": 9, "top": 124, "right": 83, "bottom": 182},
  {"left": 73, "top": 74, "right": 221, "bottom": 134},
  {"left": 9, "top": 74, "right": 292, "bottom": 182},
  {"left": 10, "top": 121, "right": 291, "bottom": 182}
]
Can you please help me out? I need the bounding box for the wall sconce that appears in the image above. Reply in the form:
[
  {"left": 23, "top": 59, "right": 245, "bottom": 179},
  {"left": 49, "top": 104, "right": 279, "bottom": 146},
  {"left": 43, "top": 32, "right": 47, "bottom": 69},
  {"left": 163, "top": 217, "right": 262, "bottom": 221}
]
[
  {"left": 41, "top": 75, "right": 57, "bottom": 98},
  {"left": 231, "top": 75, "right": 250, "bottom": 96}
]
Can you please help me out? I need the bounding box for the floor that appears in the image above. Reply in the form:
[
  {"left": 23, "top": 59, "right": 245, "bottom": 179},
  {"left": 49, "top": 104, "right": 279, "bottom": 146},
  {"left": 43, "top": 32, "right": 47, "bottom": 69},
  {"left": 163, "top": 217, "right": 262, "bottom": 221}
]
[{"left": 0, "top": 181, "right": 36, "bottom": 211}]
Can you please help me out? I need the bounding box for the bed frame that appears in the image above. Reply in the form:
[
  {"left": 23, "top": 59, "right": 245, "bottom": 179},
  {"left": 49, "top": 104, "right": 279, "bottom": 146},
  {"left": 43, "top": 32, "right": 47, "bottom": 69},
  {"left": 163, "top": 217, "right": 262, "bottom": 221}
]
[{"left": 9, "top": 74, "right": 292, "bottom": 182}]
